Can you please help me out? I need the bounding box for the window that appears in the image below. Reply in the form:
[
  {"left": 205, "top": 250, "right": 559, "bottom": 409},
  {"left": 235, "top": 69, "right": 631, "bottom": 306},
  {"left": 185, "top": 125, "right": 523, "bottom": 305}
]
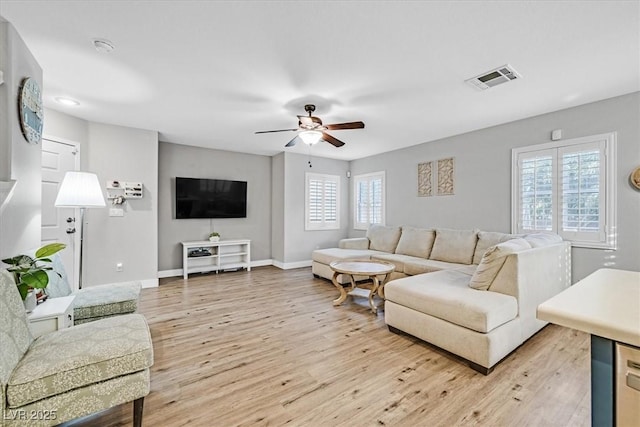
[
  {"left": 354, "top": 171, "right": 385, "bottom": 230},
  {"left": 305, "top": 173, "right": 340, "bottom": 230},
  {"left": 512, "top": 133, "right": 616, "bottom": 248}
]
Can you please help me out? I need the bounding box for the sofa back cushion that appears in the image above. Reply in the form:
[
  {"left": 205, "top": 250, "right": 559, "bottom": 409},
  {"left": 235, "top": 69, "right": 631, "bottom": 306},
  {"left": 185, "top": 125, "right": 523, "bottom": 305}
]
[
  {"left": 394, "top": 226, "right": 435, "bottom": 258},
  {"left": 469, "top": 238, "right": 532, "bottom": 290},
  {"left": 367, "top": 225, "right": 402, "bottom": 253},
  {"left": 429, "top": 228, "right": 479, "bottom": 265},
  {"left": 0, "top": 270, "right": 34, "bottom": 398},
  {"left": 42, "top": 253, "right": 72, "bottom": 298},
  {"left": 473, "top": 231, "right": 519, "bottom": 265}
]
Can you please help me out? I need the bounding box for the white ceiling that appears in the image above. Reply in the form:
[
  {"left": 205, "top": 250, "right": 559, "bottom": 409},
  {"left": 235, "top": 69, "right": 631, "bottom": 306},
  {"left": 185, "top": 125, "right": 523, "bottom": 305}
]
[{"left": 1, "top": 1, "right": 638, "bottom": 161}]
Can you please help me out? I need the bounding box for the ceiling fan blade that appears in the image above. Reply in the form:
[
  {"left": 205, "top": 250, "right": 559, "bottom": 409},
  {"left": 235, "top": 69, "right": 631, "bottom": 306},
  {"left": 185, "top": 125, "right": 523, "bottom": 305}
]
[
  {"left": 285, "top": 136, "right": 299, "bottom": 147},
  {"left": 325, "top": 121, "right": 365, "bottom": 131},
  {"left": 322, "top": 132, "right": 345, "bottom": 147},
  {"left": 255, "top": 128, "right": 298, "bottom": 134}
]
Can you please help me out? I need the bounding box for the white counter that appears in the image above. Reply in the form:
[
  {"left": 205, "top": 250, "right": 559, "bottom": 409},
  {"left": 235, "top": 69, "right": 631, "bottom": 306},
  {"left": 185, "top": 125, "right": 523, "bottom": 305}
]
[{"left": 537, "top": 268, "right": 640, "bottom": 347}]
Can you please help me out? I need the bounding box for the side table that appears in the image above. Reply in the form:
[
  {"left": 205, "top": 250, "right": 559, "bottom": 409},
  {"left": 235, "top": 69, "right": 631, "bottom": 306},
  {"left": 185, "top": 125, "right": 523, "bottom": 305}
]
[
  {"left": 27, "top": 295, "right": 75, "bottom": 338},
  {"left": 330, "top": 260, "right": 395, "bottom": 314}
]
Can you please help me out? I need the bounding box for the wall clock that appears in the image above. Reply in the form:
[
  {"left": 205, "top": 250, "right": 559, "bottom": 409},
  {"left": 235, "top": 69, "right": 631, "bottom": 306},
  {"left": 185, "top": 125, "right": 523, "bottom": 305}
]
[{"left": 18, "top": 77, "right": 44, "bottom": 144}]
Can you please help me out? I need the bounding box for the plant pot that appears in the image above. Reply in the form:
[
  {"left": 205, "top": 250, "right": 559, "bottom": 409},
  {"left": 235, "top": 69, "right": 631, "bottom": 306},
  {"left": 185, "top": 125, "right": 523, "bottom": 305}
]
[
  {"left": 209, "top": 236, "right": 220, "bottom": 242},
  {"left": 23, "top": 291, "right": 37, "bottom": 313}
]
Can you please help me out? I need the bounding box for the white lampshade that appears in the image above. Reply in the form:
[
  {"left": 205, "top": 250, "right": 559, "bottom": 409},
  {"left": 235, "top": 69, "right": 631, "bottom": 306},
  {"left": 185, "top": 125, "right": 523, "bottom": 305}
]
[
  {"left": 299, "top": 130, "right": 322, "bottom": 145},
  {"left": 54, "top": 171, "right": 106, "bottom": 208}
]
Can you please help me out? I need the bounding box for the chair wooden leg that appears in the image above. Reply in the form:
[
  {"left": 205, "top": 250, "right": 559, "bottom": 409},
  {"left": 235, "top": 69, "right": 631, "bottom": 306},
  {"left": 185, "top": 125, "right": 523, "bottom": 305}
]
[{"left": 133, "top": 397, "right": 144, "bottom": 427}]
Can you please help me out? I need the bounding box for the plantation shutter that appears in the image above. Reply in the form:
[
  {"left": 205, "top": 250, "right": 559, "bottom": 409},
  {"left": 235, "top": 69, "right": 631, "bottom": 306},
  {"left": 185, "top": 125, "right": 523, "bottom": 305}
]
[
  {"left": 305, "top": 173, "right": 340, "bottom": 230},
  {"left": 354, "top": 172, "right": 385, "bottom": 229}
]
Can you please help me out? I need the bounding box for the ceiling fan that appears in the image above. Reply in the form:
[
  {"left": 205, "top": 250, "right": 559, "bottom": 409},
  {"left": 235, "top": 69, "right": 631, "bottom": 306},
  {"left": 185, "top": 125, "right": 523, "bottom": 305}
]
[{"left": 255, "top": 104, "right": 365, "bottom": 147}]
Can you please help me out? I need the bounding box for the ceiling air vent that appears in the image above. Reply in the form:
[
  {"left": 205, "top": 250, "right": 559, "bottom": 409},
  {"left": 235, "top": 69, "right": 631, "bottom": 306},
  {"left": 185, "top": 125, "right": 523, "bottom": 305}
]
[{"left": 465, "top": 64, "right": 521, "bottom": 90}]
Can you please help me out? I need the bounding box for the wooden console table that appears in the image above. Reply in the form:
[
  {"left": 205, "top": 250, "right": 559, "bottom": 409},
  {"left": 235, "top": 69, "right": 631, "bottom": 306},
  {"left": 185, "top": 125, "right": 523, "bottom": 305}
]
[{"left": 181, "top": 239, "right": 251, "bottom": 279}]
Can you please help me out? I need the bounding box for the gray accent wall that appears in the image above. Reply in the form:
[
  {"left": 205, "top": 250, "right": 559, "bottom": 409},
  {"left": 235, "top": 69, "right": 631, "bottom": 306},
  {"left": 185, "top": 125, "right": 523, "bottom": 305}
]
[
  {"left": 0, "top": 21, "right": 43, "bottom": 260},
  {"left": 271, "top": 153, "right": 285, "bottom": 262},
  {"left": 349, "top": 92, "right": 640, "bottom": 281},
  {"left": 272, "top": 152, "right": 350, "bottom": 265},
  {"left": 158, "top": 142, "right": 272, "bottom": 271}
]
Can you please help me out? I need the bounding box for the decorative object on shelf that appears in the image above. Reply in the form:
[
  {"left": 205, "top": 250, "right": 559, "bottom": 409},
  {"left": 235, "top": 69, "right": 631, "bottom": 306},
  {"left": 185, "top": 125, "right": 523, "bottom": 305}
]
[
  {"left": 18, "top": 77, "right": 44, "bottom": 144},
  {"left": 106, "top": 180, "right": 143, "bottom": 203},
  {"left": 418, "top": 161, "right": 433, "bottom": 197},
  {"left": 209, "top": 232, "right": 221, "bottom": 242},
  {"left": 437, "top": 157, "right": 455, "bottom": 196},
  {"left": 55, "top": 171, "right": 106, "bottom": 288},
  {"left": 630, "top": 166, "right": 640, "bottom": 191},
  {"left": 1, "top": 242, "right": 66, "bottom": 301}
]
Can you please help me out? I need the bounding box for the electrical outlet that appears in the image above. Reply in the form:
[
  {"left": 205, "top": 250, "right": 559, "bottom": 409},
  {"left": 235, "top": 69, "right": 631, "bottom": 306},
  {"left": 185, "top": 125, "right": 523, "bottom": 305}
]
[{"left": 116, "top": 263, "right": 123, "bottom": 272}]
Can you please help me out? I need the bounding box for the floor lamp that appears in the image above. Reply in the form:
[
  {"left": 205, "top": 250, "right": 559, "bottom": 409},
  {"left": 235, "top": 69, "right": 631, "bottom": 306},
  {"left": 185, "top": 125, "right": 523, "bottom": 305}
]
[{"left": 54, "top": 171, "right": 106, "bottom": 289}]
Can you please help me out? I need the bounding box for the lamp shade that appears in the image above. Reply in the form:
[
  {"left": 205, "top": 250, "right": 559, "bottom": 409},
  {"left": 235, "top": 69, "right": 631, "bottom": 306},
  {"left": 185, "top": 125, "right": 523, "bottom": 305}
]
[
  {"left": 299, "top": 130, "right": 322, "bottom": 145},
  {"left": 54, "top": 171, "right": 106, "bottom": 208}
]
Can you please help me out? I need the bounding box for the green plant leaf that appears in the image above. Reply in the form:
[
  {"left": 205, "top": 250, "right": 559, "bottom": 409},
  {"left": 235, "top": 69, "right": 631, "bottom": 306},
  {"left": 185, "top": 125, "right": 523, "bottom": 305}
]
[
  {"left": 21, "top": 270, "right": 49, "bottom": 289},
  {"left": 2, "top": 254, "right": 35, "bottom": 266},
  {"left": 35, "top": 243, "right": 66, "bottom": 258},
  {"left": 17, "top": 283, "right": 29, "bottom": 300}
]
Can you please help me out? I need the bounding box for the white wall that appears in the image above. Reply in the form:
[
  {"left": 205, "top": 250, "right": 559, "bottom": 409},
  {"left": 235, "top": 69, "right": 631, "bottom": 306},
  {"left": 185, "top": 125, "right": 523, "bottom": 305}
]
[
  {"left": 350, "top": 92, "right": 640, "bottom": 281},
  {"left": 42, "top": 109, "right": 159, "bottom": 287},
  {"left": 0, "top": 21, "right": 43, "bottom": 260}
]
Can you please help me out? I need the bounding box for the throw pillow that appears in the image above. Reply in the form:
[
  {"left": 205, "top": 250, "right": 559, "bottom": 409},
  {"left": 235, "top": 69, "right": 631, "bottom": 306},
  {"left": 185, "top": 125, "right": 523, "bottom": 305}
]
[
  {"left": 395, "top": 227, "right": 436, "bottom": 258},
  {"left": 469, "top": 238, "right": 532, "bottom": 290},
  {"left": 429, "top": 228, "right": 479, "bottom": 265},
  {"left": 43, "top": 254, "right": 72, "bottom": 298},
  {"left": 524, "top": 233, "right": 563, "bottom": 248},
  {"left": 366, "top": 225, "right": 402, "bottom": 253},
  {"left": 472, "top": 231, "right": 519, "bottom": 265}
]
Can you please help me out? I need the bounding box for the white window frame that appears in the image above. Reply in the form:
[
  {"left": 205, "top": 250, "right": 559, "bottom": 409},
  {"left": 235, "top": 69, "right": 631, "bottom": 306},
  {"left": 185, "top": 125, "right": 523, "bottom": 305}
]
[
  {"left": 511, "top": 132, "right": 617, "bottom": 249},
  {"left": 353, "top": 171, "right": 386, "bottom": 230},
  {"left": 305, "top": 172, "right": 340, "bottom": 231}
]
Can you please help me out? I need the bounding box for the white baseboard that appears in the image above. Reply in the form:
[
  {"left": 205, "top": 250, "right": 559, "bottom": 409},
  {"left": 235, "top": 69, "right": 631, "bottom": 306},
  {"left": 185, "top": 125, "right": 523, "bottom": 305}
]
[
  {"left": 251, "top": 259, "right": 273, "bottom": 268},
  {"left": 272, "top": 260, "right": 312, "bottom": 270},
  {"left": 140, "top": 278, "right": 159, "bottom": 288}
]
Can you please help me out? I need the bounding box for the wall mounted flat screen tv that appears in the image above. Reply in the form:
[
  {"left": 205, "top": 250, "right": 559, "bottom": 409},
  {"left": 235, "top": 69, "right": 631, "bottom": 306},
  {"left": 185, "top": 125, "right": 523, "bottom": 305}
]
[{"left": 176, "top": 177, "right": 247, "bottom": 219}]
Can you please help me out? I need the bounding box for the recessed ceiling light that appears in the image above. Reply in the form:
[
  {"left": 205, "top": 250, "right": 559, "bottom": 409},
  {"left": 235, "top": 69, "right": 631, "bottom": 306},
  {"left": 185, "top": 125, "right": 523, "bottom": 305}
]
[
  {"left": 92, "top": 38, "right": 115, "bottom": 53},
  {"left": 55, "top": 97, "right": 80, "bottom": 106}
]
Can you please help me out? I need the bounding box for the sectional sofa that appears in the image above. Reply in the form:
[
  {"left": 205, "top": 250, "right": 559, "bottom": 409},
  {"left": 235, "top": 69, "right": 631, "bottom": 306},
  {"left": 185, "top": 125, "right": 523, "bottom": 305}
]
[{"left": 312, "top": 225, "right": 571, "bottom": 373}]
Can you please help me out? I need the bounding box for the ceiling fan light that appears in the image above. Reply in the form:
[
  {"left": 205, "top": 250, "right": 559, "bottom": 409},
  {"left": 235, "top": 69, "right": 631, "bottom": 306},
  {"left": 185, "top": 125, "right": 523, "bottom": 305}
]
[{"left": 299, "top": 130, "right": 322, "bottom": 145}]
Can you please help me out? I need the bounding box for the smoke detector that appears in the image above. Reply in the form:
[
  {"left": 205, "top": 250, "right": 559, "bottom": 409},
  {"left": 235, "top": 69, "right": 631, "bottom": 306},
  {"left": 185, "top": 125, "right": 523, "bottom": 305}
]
[
  {"left": 92, "top": 38, "right": 115, "bottom": 54},
  {"left": 465, "top": 64, "right": 521, "bottom": 90}
]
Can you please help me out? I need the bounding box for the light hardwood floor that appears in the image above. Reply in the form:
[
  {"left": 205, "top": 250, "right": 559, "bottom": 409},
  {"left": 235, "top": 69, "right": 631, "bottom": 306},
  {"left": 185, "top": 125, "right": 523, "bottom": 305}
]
[{"left": 71, "top": 266, "right": 590, "bottom": 427}]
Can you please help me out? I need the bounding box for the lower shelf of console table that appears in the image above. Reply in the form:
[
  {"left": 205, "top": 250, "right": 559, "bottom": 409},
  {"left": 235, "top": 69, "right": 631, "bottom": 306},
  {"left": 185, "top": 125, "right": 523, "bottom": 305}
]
[{"left": 181, "top": 239, "right": 251, "bottom": 280}]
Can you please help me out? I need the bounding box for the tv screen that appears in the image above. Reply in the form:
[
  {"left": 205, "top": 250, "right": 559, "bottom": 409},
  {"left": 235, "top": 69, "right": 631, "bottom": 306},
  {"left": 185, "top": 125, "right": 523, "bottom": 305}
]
[{"left": 176, "top": 177, "right": 247, "bottom": 219}]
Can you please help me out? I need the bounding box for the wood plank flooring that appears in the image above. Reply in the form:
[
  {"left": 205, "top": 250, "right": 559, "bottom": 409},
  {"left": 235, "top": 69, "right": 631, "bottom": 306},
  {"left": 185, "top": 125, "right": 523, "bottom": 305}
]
[{"left": 68, "top": 266, "right": 590, "bottom": 427}]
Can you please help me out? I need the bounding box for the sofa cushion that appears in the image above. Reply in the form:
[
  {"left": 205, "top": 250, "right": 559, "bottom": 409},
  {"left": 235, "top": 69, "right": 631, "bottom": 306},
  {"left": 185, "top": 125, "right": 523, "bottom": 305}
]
[
  {"left": 403, "top": 258, "right": 471, "bottom": 276},
  {"left": 0, "top": 270, "right": 34, "bottom": 398},
  {"left": 472, "top": 231, "right": 519, "bottom": 265},
  {"left": 7, "top": 314, "right": 153, "bottom": 408},
  {"left": 73, "top": 281, "right": 142, "bottom": 322},
  {"left": 429, "top": 228, "right": 479, "bottom": 265},
  {"left": 384, "top": 270, "right": 518, "bottom": 333},
  {"left": 524, "top": 233, "right": 563, "bottom": 248},
  {"left": 312, "top": 248, "right": 385, "bottom": 265},
  {"left": 371, "top": 253, "right": 427, "bottom": 274},
  {"left": 469, "top": 238, "right": 532, "bottom": 291},
  {"left": 366, "top": 225, "right": 402, "bottom": 253},
  {"left": 394, "top": 226, "right": 435, "bottom": 258}
]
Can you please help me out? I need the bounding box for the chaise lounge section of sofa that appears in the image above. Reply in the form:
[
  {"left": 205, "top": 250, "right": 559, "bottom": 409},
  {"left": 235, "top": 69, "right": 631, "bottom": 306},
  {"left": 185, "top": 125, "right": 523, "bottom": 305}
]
[{"left": 312, "top": 225, "right": 572, "bottom": 374}]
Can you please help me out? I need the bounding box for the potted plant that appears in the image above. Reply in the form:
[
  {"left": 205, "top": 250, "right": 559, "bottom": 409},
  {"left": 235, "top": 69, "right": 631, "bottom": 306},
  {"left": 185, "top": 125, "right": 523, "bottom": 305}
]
[
  {"left": 2, "top": 243, "right": 66, "bottom": 311},
  {"left": 208, "top": 232, "right": 221, "bottom": 242}
]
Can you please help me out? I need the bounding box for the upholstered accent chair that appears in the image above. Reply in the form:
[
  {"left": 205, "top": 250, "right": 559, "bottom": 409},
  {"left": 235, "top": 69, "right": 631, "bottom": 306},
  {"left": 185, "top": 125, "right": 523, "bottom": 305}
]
[
  {"left": 0, "top": 270, "right": 153, "bottom": 427},
  {"left": 44, "top": 254, "right": 141, "bottom": 324}
]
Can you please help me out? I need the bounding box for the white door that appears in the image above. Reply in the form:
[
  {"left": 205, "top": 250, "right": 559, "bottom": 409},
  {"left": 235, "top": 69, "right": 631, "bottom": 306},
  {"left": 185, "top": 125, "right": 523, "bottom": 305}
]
[{"left": 41, "top": 138, "right": 81, "bottom": 291}]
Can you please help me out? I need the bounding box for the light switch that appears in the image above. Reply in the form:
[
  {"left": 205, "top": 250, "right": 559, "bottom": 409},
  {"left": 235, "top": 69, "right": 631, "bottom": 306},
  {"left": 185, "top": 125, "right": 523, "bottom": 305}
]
[{"left": 109, "top": 208, "right": 124, "bottom": 217}]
